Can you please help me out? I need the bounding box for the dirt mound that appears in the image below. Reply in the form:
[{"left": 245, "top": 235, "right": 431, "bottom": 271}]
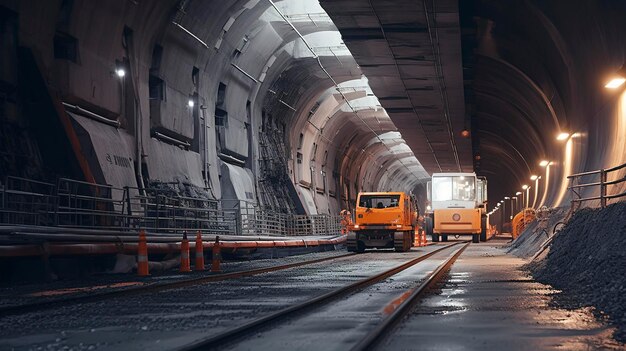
[{"left": 527, "top": 202, "right": 626, "bottom": 343}]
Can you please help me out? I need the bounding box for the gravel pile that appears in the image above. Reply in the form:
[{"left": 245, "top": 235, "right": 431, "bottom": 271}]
[
  {"left": 508, "top": 207, "right": 569, "bottom": 258},
  {"left": 527, "top": 202, "right": 626, "bottom": 343}
]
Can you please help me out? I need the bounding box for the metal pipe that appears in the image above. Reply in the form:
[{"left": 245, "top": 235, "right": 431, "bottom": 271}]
[
  {"left": 172, "top": 22, "right": 209, "bottom": 49},
  {"left": 199, "top": 104, "right": 210, "bottom": 188},
  {"left": 0, "top": 237, "right": 346, "bottom": 257},
  {"left": 153, "top": 131, "right": 191, "bottom": 148},
  {"left": 231, "top": 63, "right": 259, "bottom": 83},
  {"left": 62, "top": 102, "right": 120, "bottom": 128},
  {"left": 218, "top": 152, "right": 246, "bottom": 166}
]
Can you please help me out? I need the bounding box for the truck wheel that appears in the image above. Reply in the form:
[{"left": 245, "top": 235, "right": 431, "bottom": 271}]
[
  {"left": 480, "top": 216, "right": 487, "bottom": 242},
  {"left": 441, "top": 234, "right": 448, "bottom": 242},
  {"left": 356, "top": 240, "right": 366, "bottom": 253},
  {"left": 347, "top": 232, "right": 359, "bottom": 252},
  {"left": 394, "top": 231, "right": 410, "bottom": 252},
  {"left": 432, "top": 234, "right": 440, "bottom": 242},
  {"left": 472, "top": 234, "right": 479, "bottom": 243}
]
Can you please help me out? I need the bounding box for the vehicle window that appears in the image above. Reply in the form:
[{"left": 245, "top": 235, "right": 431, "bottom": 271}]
[
  {"left": 358, "top": 195, "right": 401, "bottom": 208},
  {"left": 432, "top": 176, "right": 476, "bottom": 201}
]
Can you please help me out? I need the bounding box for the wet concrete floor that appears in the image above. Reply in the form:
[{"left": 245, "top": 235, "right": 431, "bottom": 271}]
[{"left": 383, "top": 237, "right": 622, "bottom": 350}]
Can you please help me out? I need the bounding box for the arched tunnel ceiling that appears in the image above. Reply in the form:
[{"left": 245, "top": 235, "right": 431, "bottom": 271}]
[
  {"left": 459, "top": 0, "right": 626, "bottom": 207},
  {"left": 320, "top": 0, "right": 474, "bottom": 175}
]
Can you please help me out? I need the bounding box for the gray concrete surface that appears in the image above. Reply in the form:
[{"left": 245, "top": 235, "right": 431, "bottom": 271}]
[{"left": 384, "top": 237, "right": 621, "bottom": 350}]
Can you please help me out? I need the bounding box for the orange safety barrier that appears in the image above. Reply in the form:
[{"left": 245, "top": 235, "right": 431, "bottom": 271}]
[
  {"left": 195, "top": 231, "right": 205, "bottom": 271},
  {"left": 211, "top": 236, "right": 222, "bottom": 273},
  {"left": 137, "top": 230, "right": 149, "bottom": 276},
  {"left": 413, "top": 229, "right": 421, "bottom": 247},
  {"left": 180, "top": 232, "right": 191, "bottom": 273},
  {"left": 412, "top": 228, "right": 428, "bottom": 247}
]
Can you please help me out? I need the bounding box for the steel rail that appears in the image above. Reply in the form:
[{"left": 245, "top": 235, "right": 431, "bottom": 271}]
[
  {"left": 0, "top": 252, "right": 356, "bottom": 318},
  {"left": 176, "top": 242, "right": 463, "bottom": 351},
  {"left": 351, "top": 242, "right": 470, "bottom": 350}
]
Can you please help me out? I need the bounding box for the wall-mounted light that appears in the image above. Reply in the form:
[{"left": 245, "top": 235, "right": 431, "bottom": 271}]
[
  {"left": 460, "top": 129, "right": 470, "bottom": 138},
  {"left": 530, "top": 175, "right": 538, "bottom": 181},
  {"left": 539, "top": 160, "right": 550, "bottom": 167},
  {"left": 605, "top": 64, "right": 626, "bottom": 89},
  {"left": 114, "top": 59, "right": 126, "bottom": 78},
  {"left": 188, "top": 99, "right": 195, "bottom": 108},
  {"left": 522, "top": 184, "right": 528, "bottom": 190},
  {"left": 605, "top": 78, "right": 626, "bottom": 89},
  {"left": 556, "top": 132, "right": 570, "bottom": 141}
]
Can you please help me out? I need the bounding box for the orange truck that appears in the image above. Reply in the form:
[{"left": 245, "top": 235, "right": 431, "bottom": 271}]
[{"left": 347, "top": 192, "right": 418, "bottom": 253}]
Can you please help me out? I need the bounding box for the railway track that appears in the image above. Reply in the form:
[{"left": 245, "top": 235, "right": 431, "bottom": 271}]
[
  {"left": 0, "top": 252, "right": 357, "bottom": 318},
  {"left": 176, "top": 241, "right": 470, "bottom": 351}
]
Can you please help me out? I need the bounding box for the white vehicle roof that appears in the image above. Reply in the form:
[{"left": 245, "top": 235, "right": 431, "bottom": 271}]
[{"left": 431, "top": 172, "right": 477, "bottom": 177}]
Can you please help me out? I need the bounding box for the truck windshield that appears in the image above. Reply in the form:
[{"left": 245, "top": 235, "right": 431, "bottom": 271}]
[
  {"left": 358, "top": 195, "right": 401, "bottom": 209},
  {"left": 432, "top": 176, "right": 476, "bottom": 201}
]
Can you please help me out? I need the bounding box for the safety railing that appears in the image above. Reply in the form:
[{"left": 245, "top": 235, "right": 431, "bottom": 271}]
[
  {"left": 126, "top": 187, "right": 234, "bottom": 235},
  {"left": 0, "top": 176, "right": 343, "bottom": 237},
  {"left": 0, "top": 177, "right": 57, "bottom": 226},
  {"left": 222, "top": 199, "right": 342, "bottom": 237},
  {"left": 57, "top": 178, "right": 125, "bottom": 228},
  {"left": 567, "top": 161, "right": 626, "bottom": 208}
]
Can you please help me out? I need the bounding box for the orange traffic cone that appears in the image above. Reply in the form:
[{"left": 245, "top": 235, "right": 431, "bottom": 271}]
[
  {"left": 413, "top": 229, "right": 420, "bottom": 247},
  {"left": 137, "top": 230, "right": 150, "bottom": 276},
  {"left": 211, "top": 236, "right": 221, "bottom": 273},
  {"left": 195, "top": 231, "right": 205, "bottom": 271},
  {"left": 421, "top": 229, "right": 427, "bottom": 246},
  {"left": 180, "top": 231, "right": 191, "bottom": 272}
]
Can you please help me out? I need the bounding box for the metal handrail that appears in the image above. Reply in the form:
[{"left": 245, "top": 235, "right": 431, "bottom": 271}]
[
  {"left": 1, "top": 176, "right": 343, "bottom": 237},
  {"left": 567, "top": 161, "right": 626, "bottom": 208}
]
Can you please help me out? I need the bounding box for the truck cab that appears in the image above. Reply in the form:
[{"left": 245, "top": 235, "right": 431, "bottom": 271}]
[{"left": 347, "top": 192, "right": 417, "bottom": 252}]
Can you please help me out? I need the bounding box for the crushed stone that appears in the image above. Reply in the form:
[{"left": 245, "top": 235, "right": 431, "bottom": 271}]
[{"left": 526, "top": 202, "right": 626, "bottom": 343}]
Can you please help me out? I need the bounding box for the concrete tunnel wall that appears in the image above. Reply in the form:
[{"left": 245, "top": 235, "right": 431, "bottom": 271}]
[{"left": 0, "top": 0, "right": 425, "bottom": 218}]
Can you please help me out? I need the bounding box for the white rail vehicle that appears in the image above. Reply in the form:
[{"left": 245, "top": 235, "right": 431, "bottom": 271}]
[{"left": 425, "top": 172, "right": 488, "bottom": 243}]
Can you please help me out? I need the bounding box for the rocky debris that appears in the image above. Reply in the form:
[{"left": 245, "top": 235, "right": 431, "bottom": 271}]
[
  {"left": 508, "top": 207, "right": 569, "bottom": 258},
  {"left": 527, "top": 202, "right": 626, "bottom": 343}
]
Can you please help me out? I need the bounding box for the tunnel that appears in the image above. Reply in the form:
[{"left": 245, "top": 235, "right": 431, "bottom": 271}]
[{"left": 0, "top": 0, "right": 625, "bottom": 349}]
